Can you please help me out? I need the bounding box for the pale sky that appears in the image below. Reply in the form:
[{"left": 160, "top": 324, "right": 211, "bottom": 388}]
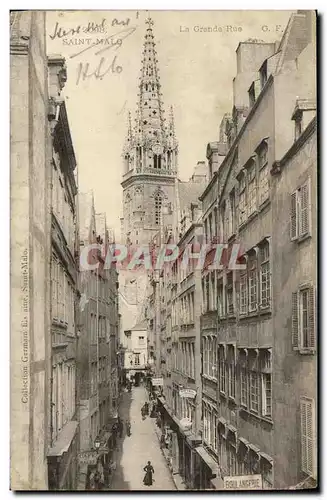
[{"left": 46, "top": 10, "right": 293, "bottom": 238}]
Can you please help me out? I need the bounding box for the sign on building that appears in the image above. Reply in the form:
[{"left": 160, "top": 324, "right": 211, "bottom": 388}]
[
  {"left": 179, "top": 388, "right": 197, "bottom": 398},
  {"left": 152, "top": 377, "right": 163, "bottom": 386},
  {"left": 78, "top": 451, "right": 98, "bottom": 466},
  {"left": 224, "top": 475, "right": 263, "bottom": 490}
]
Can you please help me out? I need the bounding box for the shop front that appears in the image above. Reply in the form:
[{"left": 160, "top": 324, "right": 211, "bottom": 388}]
[
  {"left": 195, "top": 445, "right": 220, "bottom": 490},
  {"left": 156, "top": 397, "right": 202, "bottom": 490},
  {"left": 48, "top": 421, "right": 79, "bottom": 490}
]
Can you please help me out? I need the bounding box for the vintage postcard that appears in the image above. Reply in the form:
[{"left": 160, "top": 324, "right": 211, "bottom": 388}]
[{"left": 10, "top": 9, "right": 317, "bottom": 491}]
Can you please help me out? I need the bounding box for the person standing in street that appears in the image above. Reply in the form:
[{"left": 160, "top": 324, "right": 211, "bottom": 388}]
[
  {"left": 143, "top": 461, "right": 155, "bottom": 486},
  {"left": 118, "top": 417, "right": 123, "bottom": 438}
]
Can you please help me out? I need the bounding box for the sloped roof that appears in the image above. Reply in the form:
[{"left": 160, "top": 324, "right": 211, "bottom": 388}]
[
  {"left": 131, "top": 319, "right": 147, "bottom": 331},
  {"left": 178, "top": 179, "right": 206, "bottom": 213}
]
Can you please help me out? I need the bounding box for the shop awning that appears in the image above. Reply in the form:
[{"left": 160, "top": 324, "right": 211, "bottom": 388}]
[
  {"left": 157, "top": 396, "right": 171, "bottom": 415},
  {"left": 186, "top": 434, "right": 202, "bottom": 448},
  {"left": 48, "top": 421, "right": 78, "bottom": 457},
  {"left": 195, "top": 446, "right": 219, "bottom": 477},
  {"left": 210, "top": 475, "right": 224, "bottom": 490}
]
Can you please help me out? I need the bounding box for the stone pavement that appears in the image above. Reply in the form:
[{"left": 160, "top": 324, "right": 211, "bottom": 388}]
[{"left": 110, "top": 386, "right": 176, "bottom": 491}]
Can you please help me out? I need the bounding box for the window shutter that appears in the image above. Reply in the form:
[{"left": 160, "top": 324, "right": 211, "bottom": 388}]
[
  {"left": 300, "top": 183, "right": 309, "bottom": 236},
  {"left": 290, "top": 191, "right": 298, "bottom": 240},
  {"left": 300, "top": 399, "right": 308, "bottom": 473},
  {"left": 308, "top": 286, "right": 316, "bottom": 349},
  {"left": 306, "top": 399, "right": 316, "bottom": 478},
  {"left": 292, "top": 292, "right": 299, "bottom": 349},
  {"left": 300, "top": 397, "right": 316, "bottom": 478}
]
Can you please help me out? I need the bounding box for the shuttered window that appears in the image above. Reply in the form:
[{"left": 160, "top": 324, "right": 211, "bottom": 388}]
[
  {"left": 240, "top": 366, "right": 248, "bottom": 407},
  {"left": 239, "top": 173, "right": 247, "bottom": 226},
  {"left": 219, "top": 347, "right": 226, "bottom": 393},
  {"left": 292, "top": 286, "right": 316, "bottom": 351},
  {"left": 300, "top": 397, "right": 316, "bottom": 478},
  {"left": 248, "top": 164, "right": 257, "bottom": 216},
  {"left": 290, "top": 179, "right": 311, "bottom": 240},
  {"left": 248, "top": 253, "right": 258, "bottom": 312},
  {"left": 240, "top": 271, "right": 248, "bottom": 315},
  {"left": 250, "top": 371, "right": 259, "bottom": 413}
]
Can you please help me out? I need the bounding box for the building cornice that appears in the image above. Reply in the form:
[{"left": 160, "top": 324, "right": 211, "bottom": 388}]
[
  {"left": 121, "top": 173, "right": 176, "bottom": 189},
  {"left": 10, "top": 41, "right": 29, "bottom": 55},
  {"left": 199, "top": 171, "right": 218, "bottom": 202},
  {"left": 271, "top": 117, "right": 316, "bottom": 175},
  {"left": 201, "top": 74, "right": 274, "bottom": 203}
]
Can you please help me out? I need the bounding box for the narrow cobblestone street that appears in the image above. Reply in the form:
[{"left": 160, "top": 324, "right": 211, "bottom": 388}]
[{"left": 111, "top": 386, "right": 176, "bottom": 491}]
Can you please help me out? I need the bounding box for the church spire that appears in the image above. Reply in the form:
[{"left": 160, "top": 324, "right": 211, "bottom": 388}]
[
  {"left": 123, "top": 111, "right": 134, "bottom": 156},
  {"left": 122, "top": 16, "right": 178, "bottom": 178},
  {"left": 167, "top": 105, "right": 177, "bottom": 149},
  {"left": 137, "top": 17, "right": 166, "bottom": 145}
]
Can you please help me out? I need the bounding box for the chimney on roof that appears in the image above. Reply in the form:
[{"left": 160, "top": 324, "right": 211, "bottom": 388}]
[{"left": 48, "top": 54, "right": 67, "bottom": 99}]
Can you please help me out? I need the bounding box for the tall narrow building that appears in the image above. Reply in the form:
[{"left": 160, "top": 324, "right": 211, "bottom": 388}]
[
  {"left": 119, "top": 17, "right": 178, "bottom": 343},
  {"left": 121, "top": 17, "right": 178, "bottom": 247}
]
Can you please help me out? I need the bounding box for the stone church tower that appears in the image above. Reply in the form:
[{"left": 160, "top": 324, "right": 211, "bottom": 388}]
[
  {"left": 121, "top": 17, "right": 178, "bottom": 246},
  {"left": 119, "top": 17, "right": 178, "bottom": 343}
]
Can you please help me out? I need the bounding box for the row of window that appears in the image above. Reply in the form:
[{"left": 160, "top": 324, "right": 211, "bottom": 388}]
[
  {"left": 201, "top": 240, "right": 271, "bottom": 316},
  {"left": 202, "top": 344, "right": 272, "bottom": 418},
  {"left": 172, "top": 384, "right": 195, "bottom": 425},
  {"left": 127, "top": 352, "right": 146, "bottom": 367},
  {"left": 179, "top": 292, "right": 195, "bottom": 326},
  {"left": 202, "top": 401, "right": 273, "bottom": 487},
  {"left": 52, "top": 159, "right": 75, "bottom": 253},
  {"left": 89, "top": 314, "right": 109, "bottom": 343},
  {"left": 203, "top": 142, "right": 269, "bottom": 246},
  {"left": 172, "top": 342, "right": 195, "bottom": 379},
  {"left": 51, "top": 362, "right": 76, "bottom": 442},
  {"left": 51, "top": 256, "right": 75, "bottom": 333},
  {"left": 204, "top": 396, "right": 316, "bottom": 481},
  {"left": 87, "top": 271, "right": 110, "bottom": 301}
]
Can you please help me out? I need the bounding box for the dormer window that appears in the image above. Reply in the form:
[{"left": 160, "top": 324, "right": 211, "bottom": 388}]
[
  {"left": 294, "top": 112, "right": 303, "bottom": 141},
  {"left": 209, "top": 159, "right": 213, "bottom": 179},
  {"left": 248, "top": 80, "right": 261, "bottom": 108},
  {"left": 249, "top": 82, "right": 256, "bottom": 108},
  {"left": 292, "top": 99, "right": 316, "bottom": 142},
  {"left": 260, "top": 60, "right": 268, "bottom": 89}
]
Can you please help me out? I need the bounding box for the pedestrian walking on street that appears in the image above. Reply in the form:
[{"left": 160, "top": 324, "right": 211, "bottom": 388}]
[
  {"left": 143, "top": 461, "right": 155, "bottom": 486},
  {"left": 118, "top": 417, "right": 123, "bottom": 438},
  {"left": 126, "top": 420, "right": 131, "bottom": 436}
]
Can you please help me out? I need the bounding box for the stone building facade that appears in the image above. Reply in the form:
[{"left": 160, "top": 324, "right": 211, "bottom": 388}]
[
  {"left": 197, "top": 10, "right": 316, "bottom": 490},
  {"left": 10, "top": 12, "right": 81, "bottom": 490},
  {"left": 47, "top": 55, "right": 79, "bottom": 491},
  {"left": 78, "top": 192, "right": 119, "bottom": 487},
  {"left": 151, "top": 166, "right": 208, "bottom": 489},
  {"left": 10, "top": 10, "right": 51, "bottom": 490}
]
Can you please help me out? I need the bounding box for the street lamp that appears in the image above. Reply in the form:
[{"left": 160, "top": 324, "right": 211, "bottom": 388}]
[{"left": 94, "top": 436, "right": 101, "bottom": 451}]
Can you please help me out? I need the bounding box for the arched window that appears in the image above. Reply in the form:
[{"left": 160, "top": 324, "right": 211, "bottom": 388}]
[
  {"left": 136, "top": 146, "right": 142, "bottom": 168},
  {"left": 167, "top": 150, "right": 172, "bottom": 169},
  {"left": 154, "top": 193, "right": 162, "bottom": 226},
  {"left": 124, "top": 154, "right": 130, "bottom": 172},
  {"left": 154, "top": 154, "right": 162, "bottom": 169}
]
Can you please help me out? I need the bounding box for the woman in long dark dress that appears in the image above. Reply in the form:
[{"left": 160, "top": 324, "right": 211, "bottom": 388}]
[{"left": 143, "top": 461, "right": 154, "bottom": 486}]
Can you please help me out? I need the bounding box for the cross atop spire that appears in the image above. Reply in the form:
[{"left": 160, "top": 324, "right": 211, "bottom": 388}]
[{"left": 145, "top": 17, "right": 154, "bottom": 27}]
